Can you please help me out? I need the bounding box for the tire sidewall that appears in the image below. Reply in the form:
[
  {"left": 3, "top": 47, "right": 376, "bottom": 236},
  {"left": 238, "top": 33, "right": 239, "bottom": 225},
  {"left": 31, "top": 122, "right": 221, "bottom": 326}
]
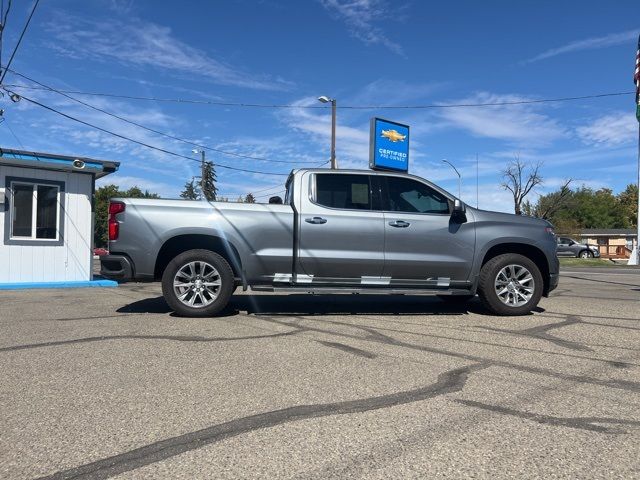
[
  {"left": 478, "top": 253, "right": 543, "bottom": 316},
  {"left": 162, "top": 249, "right": 235, "bottom": 317}
]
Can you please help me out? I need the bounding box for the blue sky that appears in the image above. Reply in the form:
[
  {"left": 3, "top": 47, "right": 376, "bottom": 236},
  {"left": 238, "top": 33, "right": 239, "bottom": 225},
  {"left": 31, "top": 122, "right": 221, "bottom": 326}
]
[{"left": 0, "top": 0, "right": 638, "bottom": 210}]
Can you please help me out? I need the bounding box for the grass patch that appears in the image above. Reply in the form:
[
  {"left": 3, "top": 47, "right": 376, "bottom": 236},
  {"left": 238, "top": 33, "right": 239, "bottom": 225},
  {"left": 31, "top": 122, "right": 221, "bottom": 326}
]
[{"left": 559, "top": 258, "right": 621, "bottom": 268}]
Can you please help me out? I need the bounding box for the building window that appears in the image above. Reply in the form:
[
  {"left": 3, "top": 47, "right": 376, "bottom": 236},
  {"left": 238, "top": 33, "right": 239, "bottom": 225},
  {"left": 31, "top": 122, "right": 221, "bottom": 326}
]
[{"left": 9, "top": 181, "right": 62, "bottom": 241}]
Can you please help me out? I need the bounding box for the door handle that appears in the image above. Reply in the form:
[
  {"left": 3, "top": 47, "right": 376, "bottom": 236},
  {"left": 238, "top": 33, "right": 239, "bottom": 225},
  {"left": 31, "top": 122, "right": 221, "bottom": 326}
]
[
  {"left": 305, "top": 216, "right": 327, "bottom": 224},
  {"left": 388, "top": 220, "right": 410, "bottom": 228}
]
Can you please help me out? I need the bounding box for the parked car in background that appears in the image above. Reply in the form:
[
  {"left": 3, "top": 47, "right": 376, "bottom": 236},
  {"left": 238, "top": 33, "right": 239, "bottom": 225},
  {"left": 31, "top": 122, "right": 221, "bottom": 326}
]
[{"left": 556, "top": 237, "right": 600, "bottom": 258}]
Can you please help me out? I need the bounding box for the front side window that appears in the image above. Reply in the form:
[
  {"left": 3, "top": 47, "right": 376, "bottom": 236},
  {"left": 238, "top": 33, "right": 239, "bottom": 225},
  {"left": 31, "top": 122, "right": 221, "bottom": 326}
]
[
  {"left": 385, "top": 177, "right": 450, "bottom": 214},
  {"left": 314, "top": 174, "right": 371, "bottom": 210},
  {"left": 10, "top": 182, "right": 60, "bottom": 240}
]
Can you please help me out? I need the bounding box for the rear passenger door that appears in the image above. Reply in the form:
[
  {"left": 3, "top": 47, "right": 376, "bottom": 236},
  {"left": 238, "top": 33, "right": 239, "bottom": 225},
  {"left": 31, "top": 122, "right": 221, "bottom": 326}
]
[
  {"left": 381, "top": 175, "right": 475, "bottom": 285},
  {"left": 296, "top": 172, "right": 385, "bottom": 283}
]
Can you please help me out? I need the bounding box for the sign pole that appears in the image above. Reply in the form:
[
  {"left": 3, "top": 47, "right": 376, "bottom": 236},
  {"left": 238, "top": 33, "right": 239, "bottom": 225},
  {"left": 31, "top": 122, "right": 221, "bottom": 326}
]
[{"left": 636, "top": 120, "right": 640, "bottom": 264}]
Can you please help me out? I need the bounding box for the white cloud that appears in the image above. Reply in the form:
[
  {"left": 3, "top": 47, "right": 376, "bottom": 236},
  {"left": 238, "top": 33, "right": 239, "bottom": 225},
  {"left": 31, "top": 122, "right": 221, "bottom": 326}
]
[
  {"left": 576, "top": 111, "right": 638, "bottom": 147},
  {"left": 319, "top": 0, "right": 406, "bottom": 56},
  {"left": 44, "top": 12, "right": 292, "bottom": 91},
  {"left": 524, "top": 29, "right": 638, "bottom": 64},
  {"left": 438, "top": 92, "right": 567, "bottom": 146}
]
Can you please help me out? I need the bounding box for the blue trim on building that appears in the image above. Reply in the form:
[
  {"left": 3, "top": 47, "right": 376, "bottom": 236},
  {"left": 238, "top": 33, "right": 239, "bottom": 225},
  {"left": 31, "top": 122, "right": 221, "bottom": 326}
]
[
  {"left": 0, "top": 280, "right": 118, "bottom": 290},
  {"left": 1, "top": 152, "right": 104, "bottom": 170}
]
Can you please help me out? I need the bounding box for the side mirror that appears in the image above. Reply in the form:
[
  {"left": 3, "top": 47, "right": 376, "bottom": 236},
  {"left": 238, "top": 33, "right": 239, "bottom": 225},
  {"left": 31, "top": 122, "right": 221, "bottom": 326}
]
[
  {"left": 453, "top": 199, "right": 466, "bottom": 214},
  {"left": 269, "top": 195, "right": 283, "bottom": 204}
]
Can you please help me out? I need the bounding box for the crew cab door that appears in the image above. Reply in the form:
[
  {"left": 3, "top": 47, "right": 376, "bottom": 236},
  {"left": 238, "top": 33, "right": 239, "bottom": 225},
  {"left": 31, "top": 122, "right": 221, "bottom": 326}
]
[
  {"left": 296, "top": 172, "right": 384, "bottom": 283},
  {"left": 380, "top": 175, "right": 475, "bottom": 285}
]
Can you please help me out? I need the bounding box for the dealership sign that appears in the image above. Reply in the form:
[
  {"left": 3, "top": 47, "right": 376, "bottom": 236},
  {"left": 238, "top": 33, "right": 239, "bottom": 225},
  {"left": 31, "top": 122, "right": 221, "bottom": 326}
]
[{"left": 369, "top": 117, "right": 410, "bottom": 172}]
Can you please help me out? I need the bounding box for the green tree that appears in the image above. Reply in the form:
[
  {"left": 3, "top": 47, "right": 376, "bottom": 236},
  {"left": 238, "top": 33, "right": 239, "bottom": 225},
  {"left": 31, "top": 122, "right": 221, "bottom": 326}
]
[
  {"left": 180, "top": 178, "right": 199, "bottom": 200},
  {"left": 618, "top": 184, "right": 638, "bottom": 228},
  {"left": 94, "top": 184, "right": 120, "bottom": 248},
  {"left": 201, "top": 161, "right": 218, "bottom": 202},
  {"left": 244, "top": 193, "right": 256, "bottom": 203}
]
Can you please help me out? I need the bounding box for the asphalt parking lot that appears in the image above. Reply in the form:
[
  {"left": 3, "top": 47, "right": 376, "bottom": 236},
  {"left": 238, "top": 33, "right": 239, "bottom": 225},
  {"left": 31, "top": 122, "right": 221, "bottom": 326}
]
[{"left": 1, "top": 268, "right": 639, "bottom": 479}]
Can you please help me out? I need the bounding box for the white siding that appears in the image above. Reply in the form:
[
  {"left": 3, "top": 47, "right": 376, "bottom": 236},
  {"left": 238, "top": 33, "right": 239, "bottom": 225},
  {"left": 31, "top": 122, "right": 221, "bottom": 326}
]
[{"left": 0, "top": 165, "right": 93, "bottom": 283}]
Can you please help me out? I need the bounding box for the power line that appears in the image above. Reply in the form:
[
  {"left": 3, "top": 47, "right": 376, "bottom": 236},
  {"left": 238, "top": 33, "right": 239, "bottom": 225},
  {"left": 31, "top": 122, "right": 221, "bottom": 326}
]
[
  {"left": 2, "top": 116, "right": 25, "bottom": 149},
  {"left": 1, "top": 88, "right": 289, "bottom": 176},
  {"left": 2, "top": 81, "right": 635, "bottom": 109},
  {"left": 0, "top": 0, "right": 39, "bottom": 84},
  {"left": 6, "top": 69, "right": 322, "bottom": 165}
]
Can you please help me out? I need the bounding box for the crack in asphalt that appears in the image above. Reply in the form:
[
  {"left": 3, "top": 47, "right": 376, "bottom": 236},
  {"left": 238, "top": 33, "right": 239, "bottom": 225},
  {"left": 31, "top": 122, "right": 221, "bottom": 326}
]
[
  {"left": 0, "top": 329, "right": 306, "bottom": 353},
  {"left": 317, "top": 340, "right": 377, "bottom": 359},
  {"left": 37, "top": 363, "right": 489, "bottom": 480},
  {"left": 456, "top": 399, "right": 640, "bottom": 434},
  {"left": 474, "top": 315, "right": 593, "bottom": 351},
  {"left": 254, "top": 315, "right": 640, "bottom": 393}
]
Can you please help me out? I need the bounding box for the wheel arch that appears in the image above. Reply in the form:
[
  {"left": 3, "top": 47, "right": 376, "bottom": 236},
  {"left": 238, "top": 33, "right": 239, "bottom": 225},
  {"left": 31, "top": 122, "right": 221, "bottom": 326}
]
[
  {"left": 154, "top": 234, "right": 244, "bottom": 285},
  {"left": 480, "top": 242, "right": 550, "bottom": 295}
]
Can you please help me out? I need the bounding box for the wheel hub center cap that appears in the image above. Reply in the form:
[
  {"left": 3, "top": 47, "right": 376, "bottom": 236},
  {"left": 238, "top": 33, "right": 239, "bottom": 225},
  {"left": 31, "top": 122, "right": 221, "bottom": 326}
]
[{"left": 194, "top": 279, "right": 203, "bottom": 288}]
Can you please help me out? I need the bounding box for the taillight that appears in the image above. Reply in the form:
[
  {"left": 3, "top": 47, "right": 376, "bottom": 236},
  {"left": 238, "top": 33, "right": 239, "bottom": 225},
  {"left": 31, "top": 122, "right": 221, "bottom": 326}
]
[{"left": 108, "top": 201, "right": 125, "bottom": 241}]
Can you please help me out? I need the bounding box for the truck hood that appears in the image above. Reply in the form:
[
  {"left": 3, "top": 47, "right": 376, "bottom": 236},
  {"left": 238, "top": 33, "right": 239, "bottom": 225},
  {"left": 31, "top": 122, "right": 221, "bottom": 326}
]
[{"left": 468, "top": 207, "right": 551, "bottom": 228}]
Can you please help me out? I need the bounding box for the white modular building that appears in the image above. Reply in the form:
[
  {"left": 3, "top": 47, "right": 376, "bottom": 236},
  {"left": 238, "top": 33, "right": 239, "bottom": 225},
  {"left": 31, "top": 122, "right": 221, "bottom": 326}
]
[{"left": 0, "top": 148, "right": 119, "bottom": 286}]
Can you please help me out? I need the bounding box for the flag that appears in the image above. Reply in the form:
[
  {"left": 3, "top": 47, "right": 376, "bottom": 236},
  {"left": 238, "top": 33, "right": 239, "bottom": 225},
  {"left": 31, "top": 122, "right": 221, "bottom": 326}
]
[{"left": 635, "top": 34, "right": 640, "bottom": 121}]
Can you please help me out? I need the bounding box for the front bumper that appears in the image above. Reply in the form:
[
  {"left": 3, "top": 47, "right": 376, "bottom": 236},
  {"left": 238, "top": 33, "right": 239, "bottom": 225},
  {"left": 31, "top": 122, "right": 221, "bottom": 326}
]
[
  {"left": 547, "top": 273, "right": 559, "bottom": 295},
  {"left": 100, "top": 254, "right": 134, "bottom": 280}
]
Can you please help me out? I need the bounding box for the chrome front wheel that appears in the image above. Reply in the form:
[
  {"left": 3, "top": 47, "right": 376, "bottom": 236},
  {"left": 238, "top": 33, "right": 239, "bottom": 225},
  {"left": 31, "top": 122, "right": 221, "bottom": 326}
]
[{"left": 494, "top": 264, "right": 535, "bottom": 307}]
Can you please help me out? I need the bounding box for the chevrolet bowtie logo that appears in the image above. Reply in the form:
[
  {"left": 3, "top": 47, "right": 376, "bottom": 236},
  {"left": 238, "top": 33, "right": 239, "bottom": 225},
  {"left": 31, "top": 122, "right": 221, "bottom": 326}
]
[{"left": 381, "top": 129, "right": 406, "bottom": 142}]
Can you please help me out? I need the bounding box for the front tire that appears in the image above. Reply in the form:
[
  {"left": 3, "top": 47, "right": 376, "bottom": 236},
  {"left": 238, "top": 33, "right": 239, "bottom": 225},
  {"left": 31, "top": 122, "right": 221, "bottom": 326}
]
[
  {"left": 162, "top": 249, "right": 234, "bottom": 317},
  {"left": 579, "top": 250, "right": 593, "bottom": 259},
  {"left": 478, "top": 253, "right": 543, "bottom": 316}
]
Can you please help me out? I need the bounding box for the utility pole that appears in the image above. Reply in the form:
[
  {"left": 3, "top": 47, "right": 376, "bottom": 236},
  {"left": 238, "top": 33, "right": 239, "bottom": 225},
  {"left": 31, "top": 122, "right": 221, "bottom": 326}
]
[
  {"left": 476, "top": 153, "right": 479, "bottom": 208},
  {"left": 318, "top": 96, "right": 337, "bottom": 169},
  {"left": 192, "top": 148, "right": 205, "bottom": 193},
  {"left": 200, "top": 149, "right": 205, "bottom": 193}
]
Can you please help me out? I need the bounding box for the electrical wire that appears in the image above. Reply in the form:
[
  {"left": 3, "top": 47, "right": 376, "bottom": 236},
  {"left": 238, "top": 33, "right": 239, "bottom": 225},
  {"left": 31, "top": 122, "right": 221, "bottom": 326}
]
[
  {"left": 0, "top": 0, "right": 38, "bottom": 84},
  {"left": 2, "top": 116, "right": 25, "bottom": 149},
  {"left": 6, "top": 69, "right": 322, "bottom": 165},
  {"left": 2, "top": 81, "right": 635, "bottom": 109},
  {"left": 2, "top": 88, "right": 290, "bottom": 176}
]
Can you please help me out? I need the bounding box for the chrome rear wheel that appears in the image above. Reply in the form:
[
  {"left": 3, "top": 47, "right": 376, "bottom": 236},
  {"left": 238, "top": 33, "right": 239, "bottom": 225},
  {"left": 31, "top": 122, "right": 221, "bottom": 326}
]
[{"left": 173, "top": 261, "right": 221, "bottom": 308}]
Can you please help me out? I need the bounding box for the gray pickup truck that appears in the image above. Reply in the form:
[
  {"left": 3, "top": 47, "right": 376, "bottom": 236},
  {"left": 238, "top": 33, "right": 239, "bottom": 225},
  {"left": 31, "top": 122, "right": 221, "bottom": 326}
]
[{"left": 101, "top": 168, "right": 559, "bottom": 316}]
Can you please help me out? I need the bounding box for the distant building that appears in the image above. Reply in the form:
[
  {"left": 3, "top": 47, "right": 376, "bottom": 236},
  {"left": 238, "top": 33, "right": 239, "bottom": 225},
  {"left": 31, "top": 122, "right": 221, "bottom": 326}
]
[
  {"left": 0, "top": 148, "right": 119, "bottom": 286},
  {"left": 579, "top": 229, "right": 637, "bottom": 259}
]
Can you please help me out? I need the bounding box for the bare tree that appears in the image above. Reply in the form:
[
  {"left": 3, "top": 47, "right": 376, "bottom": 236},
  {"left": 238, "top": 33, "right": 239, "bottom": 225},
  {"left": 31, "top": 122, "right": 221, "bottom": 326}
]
[{"left": 501, "top": 156, "right": 543, "bottom": 215}]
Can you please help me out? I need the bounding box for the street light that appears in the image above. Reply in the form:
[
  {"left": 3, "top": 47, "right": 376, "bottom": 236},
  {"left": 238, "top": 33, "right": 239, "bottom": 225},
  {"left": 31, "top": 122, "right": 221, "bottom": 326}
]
[
  {"left": 442, "top": 159, "right": 461, "bottom": 199},
  {"left": 318, "top": 96, "right": 337, "bottom": 169}
]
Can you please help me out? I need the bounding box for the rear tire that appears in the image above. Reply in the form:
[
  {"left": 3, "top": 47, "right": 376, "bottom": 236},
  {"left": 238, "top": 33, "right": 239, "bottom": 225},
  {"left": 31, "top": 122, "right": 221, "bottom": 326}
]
[
  {"left": 478, "top": 253, "right": 543, "bottom": 316},
  {"left": 162, "top": 249, "right": 234, "bottom": 317}
]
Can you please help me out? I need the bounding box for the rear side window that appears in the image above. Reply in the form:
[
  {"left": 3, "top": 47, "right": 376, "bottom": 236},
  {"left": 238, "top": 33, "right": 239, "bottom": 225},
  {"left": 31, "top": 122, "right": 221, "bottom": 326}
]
[
  {"left": 314, "top": 174, "right": 371, "bottom": 210},
  {"left": 385, "top": 177, "right": 450, "bottom": 214}
]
